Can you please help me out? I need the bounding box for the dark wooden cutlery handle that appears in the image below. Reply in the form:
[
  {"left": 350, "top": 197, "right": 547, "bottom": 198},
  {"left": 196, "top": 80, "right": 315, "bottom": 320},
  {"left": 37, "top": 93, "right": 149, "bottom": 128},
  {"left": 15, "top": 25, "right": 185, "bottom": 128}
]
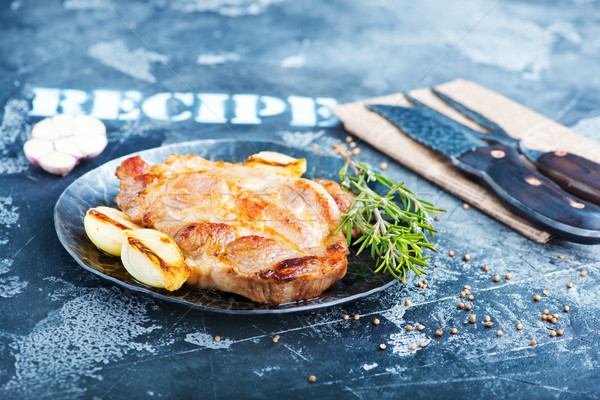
[
  {"left": 455, "top": 144, "right": 600, "bottom": 243},
  {"left": 536, "top": 151, "right": 600, "bottom": 205}
]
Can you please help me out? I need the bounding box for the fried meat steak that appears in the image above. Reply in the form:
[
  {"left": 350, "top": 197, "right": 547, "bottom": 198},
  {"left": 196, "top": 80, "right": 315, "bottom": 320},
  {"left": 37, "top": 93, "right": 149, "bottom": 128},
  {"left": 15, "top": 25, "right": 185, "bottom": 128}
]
[{"left": 115, "top": 154, "right": 349, "bottom": 304}]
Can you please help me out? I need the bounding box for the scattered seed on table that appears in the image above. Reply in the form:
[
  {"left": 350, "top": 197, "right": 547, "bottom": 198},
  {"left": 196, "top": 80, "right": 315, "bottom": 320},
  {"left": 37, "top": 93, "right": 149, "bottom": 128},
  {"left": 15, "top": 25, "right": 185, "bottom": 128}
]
[
  {"left": 469, "top": 315, "right": 477, "bottom": 323},
  {"left": 349, "top": 141, "right": 356, "bottom": 148},
  {"left": 468, "top": 294, "right": 474, "bottom": 301},
  {"left": 451, "top": 328, "right": 458, "bottom": 334},
  {"left": 581, "top": 270, "right": 588, "bottom": 277},
  {"left": 567, "top": 282, "right": 573, "bottom": 288},
  {"left": 449, "top": 250, "right": 455, "bottom": 257},
  {"left": 214, "top": 336, "right": 221, "bottom": 342},
  {"left": 379, "top": 343, "right": 387, "bottom": 350},
  {"left": 464, "top": 254, "right": 470, "bottom": 261},
  {"left": 410, "top": 343, "right": 417, "bottom": 350},
  {"left": 273, "top": 336, "right": 280, "bottom": 343},
  {"left": 505, "top": 273, "right": 512, "bottom": 280},
  {"left": 435, "top": 263, "right": 440, "bottom": 267},
  {"left": 484, "top": 316, "right": 491, "bottom": 322},
  {"left": 483, "top": 265, "right": 490, "bottom": 272},
  {"left": 494, "top": 275, "right": 501, "bottom": 282},
  {"left": 564, "top": 306, "right": 570, "bottom": 312},
  {"left": 312, "top": 143, "right": 319, "bottom": 150},
  {"left": 550, "top": 318, "right": 557, "bottom": 324},
  {"left": 352, "top": 148, "right": 361, "bottom": 155},
  {"left": 463, "top": 203, "right": 469, "bottom": 210},
  {"left": 405, "top": 300, "right": 411, "bottom": 306},
  {"left": 406, "top": 325, "right": 414, "bottom": 332},
  {"left": 517, "top": 323, "right": 523, "bottom": 330},
  {"left": 557, "top": 329, "right": 564, "bottom": 336},
  {"left": 497, "top": 330, "right": 503, "bottom": 337},
  {"left": 530, "top": 339, "right": 537, "bottom": 346},
  {"left": 309, "top": 375, "right": 317, "bottom": 383},
  {"left": 550, "top": 330, "right": 557, "bottom": 337},
  {"left": 465, "top": 304, "right": 473, "bottom": 311},
  {"left": 458, "top": 302, "right": 465, "bottom": 309},
  {"left": 345, "top": 136, "right": 353, "bottom": 143},
  {"left": 559, "top": 255, "right": 564, "bottom": 259},
  {"left": 534, "top": 295, "right": 541, "bottom": 301},
  {"left": 541, "top": 314, "right": 547, "bottom": 320},
  {"left": 460, "top": 291, "right": 466, "bottom": 298},
  {"left": 435, "top": 216, "right": 441, "bottom": 222},
  {"left": 543, "top": 309, "right": 549, "bottom": 315},
  {"left": 543, "top": 290, "right": 549, "bottom": 296},
  {"left": 419, "top": 342, "right": 426, "bottom": 348},
  {"left": 380, "top": 162, "right": 388, "bottom": 170},
  {"left": 373, "top": 318, "right": 380, "bottom": 325},
  {"left": 464, "top": 285, "right": 471, "bottom": 290},
  {"left": 436, "top": 329, "right": 443, "bottom": 336},
  {"left": 552, "top": 313, "right": 559, "bottom": 319},
  {"left": 486, "top": 322, "right": 494, "bottom": 328},
  {"left": 417, "top": 324, "right": 425, "bottom": 331},
  {"left": 354, "top": 314, "right": 360, "bottom": 320},
  {"left": 423, "top": 279, "right": 428, "bottom": 285},
  {"left": 343, "top": 314, "right": 349, "bottom": 320}
]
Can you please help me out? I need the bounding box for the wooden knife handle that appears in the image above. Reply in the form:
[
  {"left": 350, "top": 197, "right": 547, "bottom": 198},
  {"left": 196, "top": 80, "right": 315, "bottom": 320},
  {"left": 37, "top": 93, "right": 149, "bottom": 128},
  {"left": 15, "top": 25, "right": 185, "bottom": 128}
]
[
  {"left": 455, "top": 144, "right": 600, "bottom": 243},
  {"left": 535, "top": 151, "right": 600, "bottom": 204}
]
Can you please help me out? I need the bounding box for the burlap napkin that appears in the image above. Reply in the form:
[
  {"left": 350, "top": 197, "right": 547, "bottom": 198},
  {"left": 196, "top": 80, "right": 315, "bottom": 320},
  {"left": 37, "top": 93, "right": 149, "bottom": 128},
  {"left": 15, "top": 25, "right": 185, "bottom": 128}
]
[{"left": 333, "top": 79, "right": 600, "bottom": 243}]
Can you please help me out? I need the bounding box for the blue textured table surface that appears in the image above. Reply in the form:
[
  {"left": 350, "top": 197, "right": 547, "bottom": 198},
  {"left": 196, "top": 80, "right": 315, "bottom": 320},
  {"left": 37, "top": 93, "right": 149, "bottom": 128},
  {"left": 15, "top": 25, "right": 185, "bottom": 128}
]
[{"left": 1, "top": 1, "right": 600, "bottom": 399}]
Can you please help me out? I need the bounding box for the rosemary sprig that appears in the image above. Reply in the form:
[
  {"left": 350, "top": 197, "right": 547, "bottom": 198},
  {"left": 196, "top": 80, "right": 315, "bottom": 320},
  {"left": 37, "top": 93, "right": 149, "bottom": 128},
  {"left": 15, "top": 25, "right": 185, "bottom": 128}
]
[{"left": 335, "top": 156, "right": 444, "bottom": 282}]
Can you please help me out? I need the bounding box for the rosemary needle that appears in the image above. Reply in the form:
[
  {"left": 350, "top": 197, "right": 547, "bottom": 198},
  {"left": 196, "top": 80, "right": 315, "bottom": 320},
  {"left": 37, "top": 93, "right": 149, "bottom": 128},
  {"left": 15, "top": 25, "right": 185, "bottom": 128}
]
[{"left": 336, "top": 157, "right": 444, "bottom": 281}]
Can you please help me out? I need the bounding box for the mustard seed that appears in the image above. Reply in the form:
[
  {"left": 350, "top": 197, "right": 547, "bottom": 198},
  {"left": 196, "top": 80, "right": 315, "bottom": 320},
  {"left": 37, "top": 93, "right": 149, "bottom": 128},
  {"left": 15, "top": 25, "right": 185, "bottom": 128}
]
[
  {"left": 460, "top": 291, "right": 466, "bottom": 298},
  {"left": 214, "top": 336, "right": 221, "bottom": 342},
  {"left": 497, "top": 330, "right": 503, "bottom": 337},
  {"left": 435, "top": 263, "right": 440, "bottom": 267},
  {"left": 435, "top": 216, "right": 441, "bottom": 222},
  {"left": 552, "top": 313, "right": 559, "bottom": 319},
  {"left": 550, "top": 318, "right": 557, "bottom": 324},
  {"left": 464, "top": 285, "right": 471, "bottom": 290},
  {"left": 349, "top": 141, "right": 357, "bottom": 148},
  {"left": 451, "top": 328, "right": 458, "bottom": 334},
  {"left": 550, "top": 330, "right": 556, "bottom": 337},
  {"left": 465, "top": 304, "right": 473, "bottom": 311},
  {"left": 373, "top": 318, "right": 380, "bottom": 325},
  {"left": 379, "top": 343, "right": 386, "bottom": 350},
  {"left": 559, "top": 255, "right": 564, "bottom": 259},
  {"left": 517, "top": 323, "right": 523, "bottom": 330},
  {"left": 469, "top": 315, "right": 476, "bottom": 323},
  {"left": 564, "top": 306, "right": 570, "bottom": 312},
  {"left": 449, "top": 250, "right": 455, "bottom": 257},
  {"left": 343, "top": 314, "right": 350, "bottom": 320},
  {"left": 483, "top": 265, "right": 490, "bottom": 272},
  {"left": 463, "top": 254, "right": 470, "bottom": 261},
  {"left": 406, "top": 325, "right": 414, "bottom": 332},
  {"left": 543, "top": 290, "right": 549, "bottom": 296},
  {"left": 463, "top": 203, "right": 469, "bottom": 210},
  {"left": 436, "top": 329, "right": 443, "bottom": 336},
  {"left": 534, "top": 295, "right": 541, "bottom": 301},
  {"left": 557, "top": 329, "right": 564, "bottom": 336},
  {"left": 417, "top": 324, "right": 425, "bottom": 331},
  {"left": 494, "top": 275, "right": 501, "bottom": 282},
  {"left": 567, "top": 282, "right": 573, "bottom": 288},
  {"left": 380, "top": 162, "right": 388, "bottom": 170},
  {"left": 410, "top": 343, "right": 417, "bottom": 350},
  {"left": 273, "top": 336, "right": 279, "bottom": 343},
  {"left": 309, "top": 375, "right": 317, "bottom": 383},
  {"left": 312, "top": 143, "right": 319, "bottom": 150},
  {"left": 486, "top": 322, "right": 494, "bottom": 328},
  {"left": 423, "top": 279, "right": 428, "bottom": 285},
  {"left": 345, "top": 136, "right": 353, "bottom": 143},
  {"left": 468, "top": 295, "right": 474, "bottom": 301},
  {"left": 543, "top": 309, "right": 549, "bottom": 315},
  {"left": 419, "top": 342, "right": 426, "bottom": 348},
  {"left": 352, "top": 148, "right": 361, "bottom": 156},
  {"left": 530, "top": 339, "right": 537, "bottom": 346},
  {"left": 484, "top": 316, "right": 491, "bottom": 322},
  {"left": 505, "top": 273, "right": 512, "bottom": 280},
  {"left": 354, "top": 314, "right": 360, "bottom": 320},
  {"left": 541, "top": 315, "right": 547, "bottom": 320},
  {"left": 405, "top": 300, "right": 411, "bottom": 306},
  {"left": 581, "top": 270, "right": 588, "bottom": 277},
  {"left": 458, "top": 302, "right": 465, "bottom": 309}
]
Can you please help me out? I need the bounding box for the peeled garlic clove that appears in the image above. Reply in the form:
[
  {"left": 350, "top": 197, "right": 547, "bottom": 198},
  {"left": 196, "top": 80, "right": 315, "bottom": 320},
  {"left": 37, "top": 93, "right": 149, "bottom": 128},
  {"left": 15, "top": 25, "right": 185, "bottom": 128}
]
[
  {"left": 245, "top": 151, "right": 307, "bottom": 177},
  {"left": 84, "top": 206, "right": 141, "bottom": 256},
  {"left": 23, "top": 138, "right": 53, "bottom": 166},
  {"left": 121, "top": 229, "right": 190, "bottom": 291}
]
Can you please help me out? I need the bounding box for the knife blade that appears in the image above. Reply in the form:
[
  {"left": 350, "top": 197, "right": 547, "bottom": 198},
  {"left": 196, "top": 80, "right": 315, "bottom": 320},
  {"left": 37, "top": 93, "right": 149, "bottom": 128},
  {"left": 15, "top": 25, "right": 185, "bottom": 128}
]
[{"left": 367, "top": 103, "right": 600, "bottom": 244}]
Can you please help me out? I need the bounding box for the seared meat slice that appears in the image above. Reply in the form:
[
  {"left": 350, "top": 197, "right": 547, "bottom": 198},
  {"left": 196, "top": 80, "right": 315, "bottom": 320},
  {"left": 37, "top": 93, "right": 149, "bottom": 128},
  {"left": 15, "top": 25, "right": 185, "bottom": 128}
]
[{"left": 115, "top": 154, "right": 348, "bottom": 304}]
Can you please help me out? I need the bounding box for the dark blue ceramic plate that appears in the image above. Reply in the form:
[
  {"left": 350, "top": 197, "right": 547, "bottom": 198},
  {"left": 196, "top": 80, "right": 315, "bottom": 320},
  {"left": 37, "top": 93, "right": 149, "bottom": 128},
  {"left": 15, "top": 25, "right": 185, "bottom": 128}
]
[{"left": 54, "top": 139, "right": 396, "bottom": 314}]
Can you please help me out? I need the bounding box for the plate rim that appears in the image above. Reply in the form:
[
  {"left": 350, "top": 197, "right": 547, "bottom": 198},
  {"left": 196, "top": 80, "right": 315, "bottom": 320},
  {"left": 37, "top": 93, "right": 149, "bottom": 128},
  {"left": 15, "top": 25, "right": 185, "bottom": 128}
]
[{"left": 54, "top": 138, "right": 397, "bottom": 315}]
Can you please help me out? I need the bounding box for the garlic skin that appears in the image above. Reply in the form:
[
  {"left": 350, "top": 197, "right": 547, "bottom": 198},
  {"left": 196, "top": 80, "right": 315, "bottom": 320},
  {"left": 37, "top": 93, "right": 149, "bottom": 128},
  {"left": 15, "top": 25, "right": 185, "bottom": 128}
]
[
  {"left": 121, "top": 229, "right": 190, "bottom": 291},
  {"left": 244, "top": 151, "right": 307, "bottom": 177},
  {"left": 84, "top": 206, "right": 141, "bottom": 256}
]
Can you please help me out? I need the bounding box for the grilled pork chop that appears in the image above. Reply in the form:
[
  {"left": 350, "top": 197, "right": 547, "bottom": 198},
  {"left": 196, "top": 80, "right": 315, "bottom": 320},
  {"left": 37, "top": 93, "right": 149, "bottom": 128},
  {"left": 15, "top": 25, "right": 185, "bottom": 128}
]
[{"left": 115, "top": 154, "right": 351, "bottom": 304}]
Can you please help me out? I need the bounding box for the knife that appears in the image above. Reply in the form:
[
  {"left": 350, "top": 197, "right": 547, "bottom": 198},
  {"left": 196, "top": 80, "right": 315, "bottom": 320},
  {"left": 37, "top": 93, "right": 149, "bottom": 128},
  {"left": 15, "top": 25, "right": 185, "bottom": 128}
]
[
  {"left": 424, "top": 89, "right": 600, "bottom": 205},
  {"left": 367, "top": 103, "right": 600, "bottom": 244}
]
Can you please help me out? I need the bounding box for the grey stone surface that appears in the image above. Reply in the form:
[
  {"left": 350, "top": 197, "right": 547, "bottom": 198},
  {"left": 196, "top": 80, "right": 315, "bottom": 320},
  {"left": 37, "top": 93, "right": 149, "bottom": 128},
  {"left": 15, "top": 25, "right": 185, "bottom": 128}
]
[{"left": 1, "top": 0, "right": 600, "bottom": 398}]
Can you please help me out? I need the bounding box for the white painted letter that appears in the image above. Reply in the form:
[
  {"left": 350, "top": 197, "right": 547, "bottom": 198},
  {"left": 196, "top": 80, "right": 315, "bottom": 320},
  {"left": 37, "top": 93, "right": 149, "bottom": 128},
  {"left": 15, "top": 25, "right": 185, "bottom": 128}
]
[
  {"left": 231, "top": 94, "right": 260, "bottom": 124},
  {"left": 288, "top": 96, "right": 316, "bottom": 126},
  {"left": 29, "top": 88, "right": 60, "bottom": 117},
  {"left": 196, "top": 93, "right": 228, "bottom": 123}
]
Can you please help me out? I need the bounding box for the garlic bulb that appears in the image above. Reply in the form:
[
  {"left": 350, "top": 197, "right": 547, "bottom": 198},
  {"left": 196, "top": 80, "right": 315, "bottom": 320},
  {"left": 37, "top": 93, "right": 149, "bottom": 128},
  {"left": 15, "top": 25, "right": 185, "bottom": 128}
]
[
  {"left": 84, "top": 206, "right": 141, "bottom": 256},
  {"left": 121, "top": 229, "right": 190, "bottom": 291},
  {"left": 245, "top": 151, "right": 307, "bottom": 177}
]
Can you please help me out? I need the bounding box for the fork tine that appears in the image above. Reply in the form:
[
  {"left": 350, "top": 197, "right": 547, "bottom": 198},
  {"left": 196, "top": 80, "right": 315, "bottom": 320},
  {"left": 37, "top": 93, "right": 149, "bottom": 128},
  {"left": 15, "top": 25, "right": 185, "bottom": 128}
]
[{"left": 431, "top": 88, "right": 513, "bottom": 142}]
